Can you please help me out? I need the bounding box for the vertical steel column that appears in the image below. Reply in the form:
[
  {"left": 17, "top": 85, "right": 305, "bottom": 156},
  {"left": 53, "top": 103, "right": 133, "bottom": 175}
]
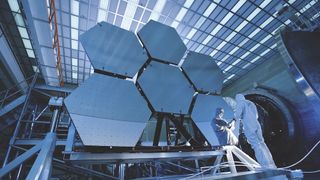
[
  {"left": 64, "top": 123, "right": 76, "bottom": 152},
  {"left": 118, "top": 164, "right": 125, "bottom": 180},
  {"left": 2, "top": 73, "right": 38, "bottom": 167},
  {"left": 165, "top": 118, "right": 171, "bottom": 146},
  {"left": 153, "top": 115, "right": 163, "bottom": 146}
]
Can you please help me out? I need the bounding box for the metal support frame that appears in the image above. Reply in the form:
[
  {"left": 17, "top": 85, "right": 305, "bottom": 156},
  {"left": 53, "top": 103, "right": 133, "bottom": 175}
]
[
  {"left": 0, "top": 132, "right": 57, "bottom": 179},
  {"left": 26, "top": 133, "right": 56, "bottom": 179},
  {"left": 0, "top": 142, "right": 42, "bottom": 177},
  {"left": 2, "top": 73, "right": 38, "bottom": 167},
  {"left": 169, "top": 115, "right": 200, "bottom": 146}
]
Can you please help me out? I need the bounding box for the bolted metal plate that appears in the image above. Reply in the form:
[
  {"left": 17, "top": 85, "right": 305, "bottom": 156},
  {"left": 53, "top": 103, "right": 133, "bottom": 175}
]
[
  {"left": 64, "top": 74, "right": 151, "bottom": 146},
  {"left": 138, "top": 61, "right": 195, "bottom": 114},
  {"left": 79, "top": 22, "right": 148, "bottom": 78},
  {"left": 138, "top": 20, "right": 187, "bottom": 64},
  {"left": 182, "top": 51, "right": 224, "bottom": 93},
  {"left": 191, "top": 94, "right": 239, "bottom": 146}
]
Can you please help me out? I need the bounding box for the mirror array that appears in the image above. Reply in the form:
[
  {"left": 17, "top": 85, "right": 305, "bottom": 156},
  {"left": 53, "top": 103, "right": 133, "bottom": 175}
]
[{"left": 65, "top": 20, "right": 235, "bottom": 147}]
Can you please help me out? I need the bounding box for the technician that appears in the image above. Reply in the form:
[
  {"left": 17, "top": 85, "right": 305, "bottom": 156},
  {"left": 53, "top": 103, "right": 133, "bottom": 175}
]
[{"left": 234, "top": 94, "right": 276, "bottom": 168}]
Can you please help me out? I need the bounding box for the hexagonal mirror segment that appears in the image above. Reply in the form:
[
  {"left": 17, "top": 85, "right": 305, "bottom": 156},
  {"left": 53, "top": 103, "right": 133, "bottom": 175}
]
[
  {"left": 191, "top": 94, "right": 239, "bottom": 146},
  {"left": 79, "top": 22, "right": 148, "bottom": 78},
  {"left": 64, "top": 74, "right": 152, "bottom": 147},
  {"left": 138, "top": 61, "right": 195, "bottom": 114},
  {"left": 182, "top": 51, "right": 224, "bottom": 93},
  {"left": 138, "top": 20, "right": 187, "bottom": 65}
]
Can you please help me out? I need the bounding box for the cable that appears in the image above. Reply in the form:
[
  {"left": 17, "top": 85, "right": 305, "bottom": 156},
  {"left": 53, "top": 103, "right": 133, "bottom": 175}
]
[
  {"left": 180, "top": 161, "right": 261, "bottom": 179},
  {"left": 281, "top": 138, "right": 320, "bottom": 169},
  {"left": 181, "top": 139, "right": 320, "bottom": 179},
  {"left": 302, "top": 169, "right": 320, "bottom": 174}
]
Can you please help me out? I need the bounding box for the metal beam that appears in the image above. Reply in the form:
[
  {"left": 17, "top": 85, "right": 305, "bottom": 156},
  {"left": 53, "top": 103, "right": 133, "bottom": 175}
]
[
  {"left": 0, "top": 95, "right": 26, "bottom": 117},
  {"left": 34, "top": 84, "right": 75, "bottom": 93},
  {"left": 52, "top": 159, "right": 117, "bottom": 179},
  {"left": 0, "top": 142, "right": 42, "bottom": 177},
  {"left": 68, "top": 150, "right": 224, "bottom": 164},
  {"left": 27, "top": 132, "right": 56, "bottom": 179}
]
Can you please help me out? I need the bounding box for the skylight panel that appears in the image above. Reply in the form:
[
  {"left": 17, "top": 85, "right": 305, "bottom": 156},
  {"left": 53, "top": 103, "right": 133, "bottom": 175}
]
[
  {"left": 121, "top": 0, "right": 138, "bottom": 30},
  {"left": 71, "top": 0, "right": 79, "bottom": 16},
  {"left": 149, "top": 0, "right": 166, "bottom": 21},
  {"left": 221, "top": 54, "right": 230, "bottom": 62},
  {"left": 195, "top": 45, "right": 204, "bottom": 52},
  {"left": 171, "top": 0, "right": 193, "bottom": 28},
  {"left": 220, "top": 12, "right": 233, "bottom": 25},
  {"left": 229, "top": 46, "right": 240, "bottom": 54},
  {"left": 8, "top": 0, "right": 20, "bottom": 12},
  {"left": 184, "top": 0, "right": 194, "bottom": 8},
  {"left": 224, "top": 74, "right": 235, "bottom": 83},
  {"left": 100, "top": 0, "right": 109, "bottom": 9},
  {"left": 71, "top": 40, "right": 78, "bottom": 50},
  {"left": 287, "top": 0, "right": 296, "bottom": 4},
  {"left": 14, "top": 13, "right": 25, "bottom": 27},
  {"left": 186, "top": 28, "right": 197, "bottom": 39},
  {"left": 270, "top": 44, "right": 277, "bottom": 49},
  {"left": 216, "top": 41, "right": 227, "bottom": 50},
  {"left": 72, "top": 58, "right": 78, "bottom": 66},
  {"left": 26, "top": 49, "right": 35, "bottom": 58},
  {"left": 232, "top": 59, "right": 241, "bottom": 65},
  {"left": 260, "top": 34, "right": 272, "bottom": 44},
  {"left": 210, "top": 24, "right": 222, "bottom": 36},
  {"left": 18, "top": 27, "right": 29, "bottom": 39},
  {"left": 235, "top": 21, "right": 248, "bottom": 32},
  {"left": 250, "top": 44, "right": 260, "bottom": 52},
  {"left": 22, "top": 39, "right": 32, "bottom": 49},
  {"left": 259, "top": 0, "right": 272, "bottom": 8},
  {"left": 203, "top": 3, "right": 218, "bottom": 17},
  {"left": 90, "top": 66, "right": 94, "bottom": 74},
  {"left": 32, "top": 66, "right": 39, "bottom": 73},
  {"left": 194, "top": 17, "right": 206, "bottom": 28},
  {"left": 247, "top": 8, "right": 261, "bottom": 21},
  {"left": 242, "top": 63, "right": 250, "bottom": 69},
  {"left": 238, "top": 38, "right": 249, "bottom": 46},
  {"left": 260, "top": 48, "right": 271, "bottom": 56},
  {"left": 225, "top": 31, "right": 237, "bottom": 41},
  {"left": 97, "top": 10, "right": 107, "bottom": 22},
  {"left": 71, "top": 15, "right": 79, "bottom": 28},
  {"left": 72, "top": 72, "right": 78, "bottom": 79},
  {"left": 183, "top": 39, "right": 189, "bottom": 45},
  {"left": 240, "top": 51, "right": 250, "bottom": 59},
  {"left": 203, "top": 35, "right": 213, "bottom": 45},
  {"left": 250, "top": 56, "right": 260, "bottom": 63},
  {"left": 71, "top": 28, "right": 78, "bottom": 40},
  {"left": 224, "top": 65, "right": 233, "bottom": 72},
  {"left": 284, "top": 19, "right": 291, "bottom": 25},
  {"left": 300, "top": 0, "right": 316, "bottom": 13},
  {"left": 210, "top": 49, "right": 218, "bottom": 56},
  {"left": 230, "top": 0, "right": 246, "bottom": 13},
  {"left": 248, "top": 28, "right": 260, "bottom": 38},
  {"left": 260, "top": 16, "right": 274, "bottom": 28}
]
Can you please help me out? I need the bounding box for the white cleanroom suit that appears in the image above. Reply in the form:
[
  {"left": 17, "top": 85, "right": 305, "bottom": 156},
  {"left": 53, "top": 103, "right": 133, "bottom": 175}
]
[{"left": 235, "top": 94, "right": 276, "bottom": 168}]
